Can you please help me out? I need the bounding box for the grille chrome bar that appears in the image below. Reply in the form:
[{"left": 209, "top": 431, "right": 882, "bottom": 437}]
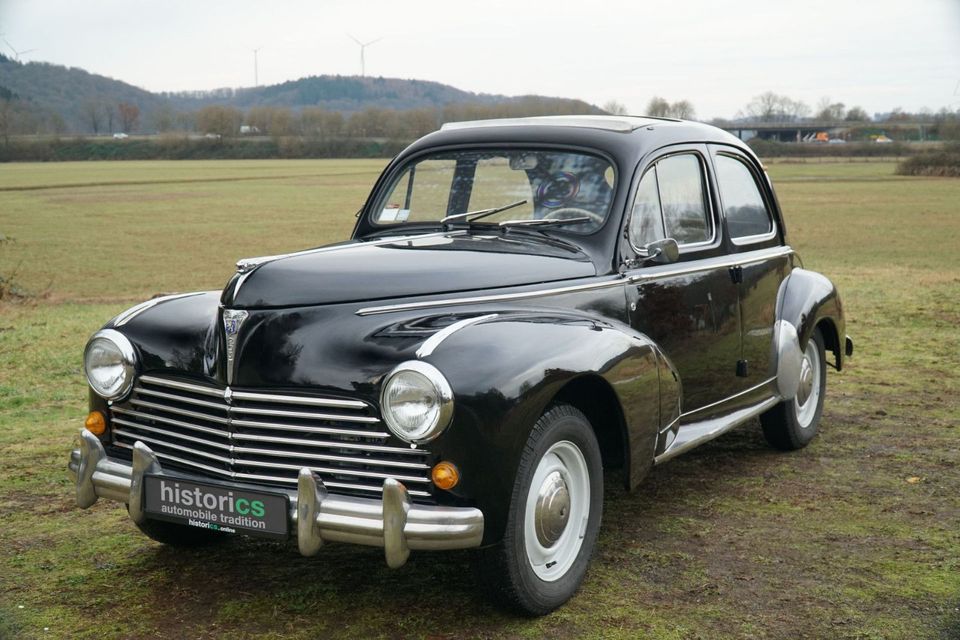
[
  {"left": 139, "top": 374, "right": 225, "bottom": 398},
  {"left": 230, "top": 405, "right": 380, "bottom": 424},
  {"left": 230, "top": 389, "right": 366, "bottom": 410},
  {"left": 230, "top": 418, "right": 390, "bottom": 439},
  {"left": 111, "top": 441, "right": 433, "bottom": 498},
  {"left": 110, "top": 375, "right": 434, "bottom": 501}
]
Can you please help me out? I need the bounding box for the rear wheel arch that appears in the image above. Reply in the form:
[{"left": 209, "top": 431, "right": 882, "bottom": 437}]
[{"left": 815, "top": 316, "right": 842, "bottom": 370}]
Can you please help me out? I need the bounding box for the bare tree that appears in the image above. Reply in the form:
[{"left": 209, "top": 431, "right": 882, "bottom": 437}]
[
  {"left": 646, "top": 96, "right": 671, "bottom": 117},
  {"left": 196, "top": 105, "right": 242, "bottom": 137},
  {"left": 670, "top": 100, "right": 696, "bottom": 119},
  {"left": 104, "top": 103, "right": 116, "bottom": 133},
  {"left": 743, "top": 92, "right": 809, "bottom": 122},
  {"left": 844, "top": 106, "right": 869, "bottom": 122},
  {"left": 82, "top": 101, "right": 102, "bottom": 134},
  {"left": 602, "top": 100, "right": 628, "bottom": 116},
  {"left": 815, "top": 97, "right": 846, "bottom": 121},
  {"left": 117, "top": 102, "right": 140, "bottom": 133}
]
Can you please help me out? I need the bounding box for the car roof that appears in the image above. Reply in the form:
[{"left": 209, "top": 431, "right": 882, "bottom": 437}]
[{"left": 404, "top": 115, "right": 749, "bottom": 167}]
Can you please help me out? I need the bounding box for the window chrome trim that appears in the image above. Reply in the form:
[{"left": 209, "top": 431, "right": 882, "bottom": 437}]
[
  {"left": 714, "top": 151, "right": 779, "bottom": 246},
  {"left": 625, "top": 149, "right": 719, "bottom": 258}
]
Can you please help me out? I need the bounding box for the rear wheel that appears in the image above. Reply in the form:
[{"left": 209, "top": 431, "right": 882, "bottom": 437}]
[
  {"left": 761, "top": 327, "right": 827, "bottom": 451},
  {"left": 479, "top": 404, "right": 603, "bottom": 616}
]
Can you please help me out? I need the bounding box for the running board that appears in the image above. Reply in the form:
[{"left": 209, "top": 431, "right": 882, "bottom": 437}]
[{"left": 654, "top": 396, "right": 780, "bottom": 465}]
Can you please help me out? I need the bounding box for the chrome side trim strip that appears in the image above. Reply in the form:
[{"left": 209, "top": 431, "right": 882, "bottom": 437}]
[
  {"left": 628, "top": 247, "right": 794, "bottom": 284},
  {"left": 357, "top": 278, "right": 625, "bottom": 316},
  {"left": 112, "top": 292, "right": 211, "bottom": 327},
  {"left": 356, "top": 246, "right": 794, "bottom": 316},
  {"left": 680, "top": 376, "right": 777, "bottom": 420},
  {"left": 416, "top": 314, "right": 498, "bottom": 359}
]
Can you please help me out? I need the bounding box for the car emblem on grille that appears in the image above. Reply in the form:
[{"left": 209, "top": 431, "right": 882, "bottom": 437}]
[{"left": 223, "top": 309, "right": 249, "bottom": 385}]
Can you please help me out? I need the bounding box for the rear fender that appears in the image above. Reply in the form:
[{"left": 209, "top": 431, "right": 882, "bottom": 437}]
[{"left": 773, "top": 268, "right": 847, "bottom": 399}]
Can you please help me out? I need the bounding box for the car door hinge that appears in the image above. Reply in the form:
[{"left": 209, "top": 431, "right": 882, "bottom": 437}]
[
  {"left": 736, "top": 359, "right": 749, "bottom": 377},
  {"left": 729, "top": 265, "right": 743, "bottom": 284}
]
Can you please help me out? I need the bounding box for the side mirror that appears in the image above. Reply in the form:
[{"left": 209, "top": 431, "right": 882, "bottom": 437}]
[{"left": 642, "top": 238, "right": 680, "bottom": 264}]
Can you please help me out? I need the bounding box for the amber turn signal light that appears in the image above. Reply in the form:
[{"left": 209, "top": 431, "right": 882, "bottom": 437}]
[
  {"left": 85, "top": 410, "right": 107, "bottom": 436},
  {"left": 431, "top": 461, "right": 460, "bottom": 490}
]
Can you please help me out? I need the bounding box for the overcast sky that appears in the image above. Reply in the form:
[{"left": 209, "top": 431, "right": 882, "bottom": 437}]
[{"left": 2, "top": 0, "right": 958, "bottom": 119}]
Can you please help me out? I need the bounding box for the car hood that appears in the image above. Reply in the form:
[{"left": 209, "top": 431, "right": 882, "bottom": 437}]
[{"left": 222, "top": 231, "right": 597, "bottom": 309}]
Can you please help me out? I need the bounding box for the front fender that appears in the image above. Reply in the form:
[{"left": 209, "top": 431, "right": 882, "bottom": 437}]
[{"left": 423, "top": 312, "right": 665, "bottom": 544}]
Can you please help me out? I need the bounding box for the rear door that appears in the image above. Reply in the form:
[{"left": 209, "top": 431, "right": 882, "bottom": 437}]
[{"left": 709, "top": 146, "right": 791, "bottom": 392}]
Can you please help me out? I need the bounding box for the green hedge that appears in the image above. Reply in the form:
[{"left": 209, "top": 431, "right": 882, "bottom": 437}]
[
  {"left": 0, "top": 137, "right": 411, "bottom": 162},
  {"left": 746, "top": 138, "right": 910, "bottom": 158}
]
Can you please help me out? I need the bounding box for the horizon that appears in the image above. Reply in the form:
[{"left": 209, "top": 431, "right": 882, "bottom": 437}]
[{"left": 2, "top": 0, "right": 958, "bottom": 120}]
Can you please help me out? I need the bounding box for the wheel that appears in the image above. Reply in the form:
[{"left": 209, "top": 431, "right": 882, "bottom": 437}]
[
  {"left": 761, "top": 327, "right": 827, "bottom": 451},
  {"left": 133, "top": 514, "right": 227, "bottom": 547},
  {"left": 478, "top": 404, "right": 603, "bottom": 615},
  {"left": 541, "top": 207, "right": 604, "bottom": 224}
]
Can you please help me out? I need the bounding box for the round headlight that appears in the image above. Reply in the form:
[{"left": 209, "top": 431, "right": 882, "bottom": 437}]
[
  {"left": 380, "top": 361, "right": 454, "bottom": 444},
  {"left": 83, "top": 329, "right": 137, "bottom": 400}
]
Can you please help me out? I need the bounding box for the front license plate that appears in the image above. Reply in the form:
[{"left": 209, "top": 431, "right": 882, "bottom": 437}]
[{"left": 142, "top": 474, "right": 289, "bottom": 539}]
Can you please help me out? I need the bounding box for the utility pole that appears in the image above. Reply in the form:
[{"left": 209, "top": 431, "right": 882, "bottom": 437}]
[{"left": 253, "top": 47, "right": 262, "bottom": 87}]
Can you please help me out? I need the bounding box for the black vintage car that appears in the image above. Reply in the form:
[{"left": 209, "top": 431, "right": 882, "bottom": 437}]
[{"left": 70, "top": 115, "right": 852, "bottom": 614}]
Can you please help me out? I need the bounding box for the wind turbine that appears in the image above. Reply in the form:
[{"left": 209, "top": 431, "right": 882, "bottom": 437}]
[
  {"left": 252, "top": 46, "right": 263, "bottom": 87},
  {"left": 1, "top": 36, "right": 36, "bottom": 62},
  {"left": 347, "top": 34, "right": 382, "bottom": 77}
]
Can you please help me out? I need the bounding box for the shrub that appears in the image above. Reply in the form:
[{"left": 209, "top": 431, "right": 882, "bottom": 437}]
[{"left": 895, "top": 143, "right": 960, "bottom": 177}]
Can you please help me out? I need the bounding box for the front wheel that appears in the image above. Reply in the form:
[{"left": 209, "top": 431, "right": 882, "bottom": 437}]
[
  {"left": 761, "top": 327, "right": 827, "bottom": 451},
  {"left": 478, "top": 404, "right": 603, "bottom": 616}
]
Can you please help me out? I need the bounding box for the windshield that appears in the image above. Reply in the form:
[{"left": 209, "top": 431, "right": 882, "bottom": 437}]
[{"left": 372, "top": 149, "right": 617, "bottom": 234}]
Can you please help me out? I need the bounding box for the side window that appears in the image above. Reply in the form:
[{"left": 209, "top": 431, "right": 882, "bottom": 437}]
[
  {"left": 715, "top": 155, "right": 773, "bottom": 239},
  {"left": 628, "top": 168, "right": 664, "bottom": 248},
  {"left": 656, "top": 154, "right": 711, "bottom": 245}
]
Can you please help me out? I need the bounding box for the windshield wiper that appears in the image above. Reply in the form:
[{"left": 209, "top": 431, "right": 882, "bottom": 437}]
[
  {"left": 440, "top": 199, "right": 528, "bottom": 226},
  {"left": 498, "top": 217, "right": 592, "bottom": 229}
]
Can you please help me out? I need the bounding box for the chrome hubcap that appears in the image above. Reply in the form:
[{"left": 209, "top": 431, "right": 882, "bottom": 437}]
[
  {"left": 535, "top": 471, "right": 570, "bottom": 547},
  {"left": 796, "top": 358, "right": 814, "bottom": 406},
  {"left": 794, "top": 340, "right": 822, "bottom": 429},
  {"left": 523, "top": 440, "right": 590, "bottom": 582}
]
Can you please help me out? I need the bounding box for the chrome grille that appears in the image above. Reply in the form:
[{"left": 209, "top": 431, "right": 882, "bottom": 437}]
[{"left": 109, "top": 374, "right": 434, "bottom": 500}]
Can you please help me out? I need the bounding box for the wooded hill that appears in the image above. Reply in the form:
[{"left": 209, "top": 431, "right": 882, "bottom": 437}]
[{"left": 0, "top": 54, "right": 600, "bottom": 135}]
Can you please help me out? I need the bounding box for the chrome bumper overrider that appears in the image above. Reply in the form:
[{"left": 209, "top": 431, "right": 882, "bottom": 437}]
[{"left": 67, "top": 429, "right": 483, "bottom": 568}]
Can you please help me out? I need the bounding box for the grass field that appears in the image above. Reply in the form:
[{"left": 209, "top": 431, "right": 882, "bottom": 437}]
[{"left": 0, "top": 159, "right": 958, "bottom": 639}]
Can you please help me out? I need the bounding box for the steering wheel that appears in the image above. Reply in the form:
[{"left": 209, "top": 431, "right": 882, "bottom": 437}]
[{"left": 541, "top": 207, "right": 604, "bottom": 225}]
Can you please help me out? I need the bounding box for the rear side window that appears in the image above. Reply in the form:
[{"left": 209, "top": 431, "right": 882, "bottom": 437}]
[
  {"left": 655, "top": 154, "right": 711, "bottom": 245},
  {"left": 715, "top": 155, "right": 773, "bottom": 240}
]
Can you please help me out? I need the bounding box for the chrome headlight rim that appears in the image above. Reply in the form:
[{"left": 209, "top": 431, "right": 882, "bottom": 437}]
[
  {"left": 380, "top": 360, "right": 454, "bottom": 444},
  {"left": 83, "top": 328, "right": 137, "bottom": 401}
]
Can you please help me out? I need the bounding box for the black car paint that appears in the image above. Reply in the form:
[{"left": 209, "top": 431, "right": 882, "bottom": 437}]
[{"left": 93, "top": 118, "right": 847, "bottom": 546}]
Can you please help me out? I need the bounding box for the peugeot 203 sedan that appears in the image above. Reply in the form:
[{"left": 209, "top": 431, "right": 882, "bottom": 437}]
[{"left": 69, "top": 115, "right": 853, "bottom": 614}]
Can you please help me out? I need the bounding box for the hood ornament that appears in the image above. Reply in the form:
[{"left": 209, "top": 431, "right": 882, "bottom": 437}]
[{"left": 222, "top": 309, "right": 249, "bottom": 385}]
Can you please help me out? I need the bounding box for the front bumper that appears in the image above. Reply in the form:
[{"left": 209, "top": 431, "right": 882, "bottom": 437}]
[{"left": 68, "top": 429, "right": 484, "bottom": 568}]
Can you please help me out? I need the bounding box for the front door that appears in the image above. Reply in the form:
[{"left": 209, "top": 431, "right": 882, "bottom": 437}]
[{"left": 624, "top": 147, "right": 741, "bottom": 416}]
